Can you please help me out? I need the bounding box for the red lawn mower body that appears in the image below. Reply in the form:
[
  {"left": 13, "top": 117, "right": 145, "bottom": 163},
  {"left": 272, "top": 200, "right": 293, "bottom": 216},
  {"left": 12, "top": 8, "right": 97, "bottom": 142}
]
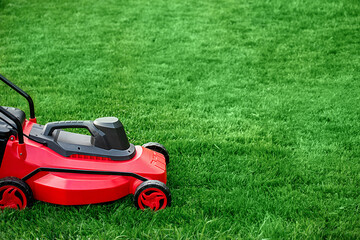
[{"left": 0, "top": 74, "right": 171, "bottom": 211}]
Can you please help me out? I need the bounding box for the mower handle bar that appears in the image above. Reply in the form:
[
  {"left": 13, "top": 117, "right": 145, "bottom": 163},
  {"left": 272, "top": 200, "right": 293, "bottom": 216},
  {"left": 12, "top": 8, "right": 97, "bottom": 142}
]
[
  {"left": 0, "top": 74, "right": 35, "bottom": 119},
  {"left": 42, "top": 121, "right": 109, "bottom": 149},
  {"left": 42, "top": 121, "right": 99, "bottom": 137},
  {"left": 0, "top": 106, "right": 24, "bottom": 144}
]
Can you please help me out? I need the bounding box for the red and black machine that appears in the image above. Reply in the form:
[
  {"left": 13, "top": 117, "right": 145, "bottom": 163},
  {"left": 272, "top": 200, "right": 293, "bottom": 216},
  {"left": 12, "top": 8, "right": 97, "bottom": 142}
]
[{"left": 0, "top": 74, "right": 171, "bottom": 211}]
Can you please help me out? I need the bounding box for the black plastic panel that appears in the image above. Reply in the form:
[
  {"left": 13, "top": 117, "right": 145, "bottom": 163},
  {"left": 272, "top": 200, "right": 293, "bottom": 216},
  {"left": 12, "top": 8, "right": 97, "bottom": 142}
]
[
  {"left": 29, "top": 121, "right": 136, "bottom": 161},
  {"left": 0, "top": 106, "right": 26, "bottom": 126},
  {"left": 0, "top": 125, "right": 11, "bottom": 167}
]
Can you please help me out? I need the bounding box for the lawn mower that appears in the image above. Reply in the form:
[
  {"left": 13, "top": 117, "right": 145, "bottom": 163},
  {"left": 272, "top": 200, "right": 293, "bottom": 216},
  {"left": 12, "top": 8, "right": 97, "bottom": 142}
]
[{"left": 0, "top": 74, "right": 171, "bottom": 211}]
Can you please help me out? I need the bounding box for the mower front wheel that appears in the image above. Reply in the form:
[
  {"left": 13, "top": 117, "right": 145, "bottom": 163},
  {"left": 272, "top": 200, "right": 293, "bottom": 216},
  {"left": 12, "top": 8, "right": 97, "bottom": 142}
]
[
  {"left": 134, "top": 180, "right": 171, "bottom": 211},
  {"left": 0, "top": 177, "right": 33, "bottom": 210}
]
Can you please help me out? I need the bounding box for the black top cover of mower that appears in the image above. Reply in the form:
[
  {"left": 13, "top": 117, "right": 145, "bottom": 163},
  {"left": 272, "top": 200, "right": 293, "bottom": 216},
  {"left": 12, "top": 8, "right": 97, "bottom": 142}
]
[{"left": 29, "top": 117, "right": 136, "bottom": 160}]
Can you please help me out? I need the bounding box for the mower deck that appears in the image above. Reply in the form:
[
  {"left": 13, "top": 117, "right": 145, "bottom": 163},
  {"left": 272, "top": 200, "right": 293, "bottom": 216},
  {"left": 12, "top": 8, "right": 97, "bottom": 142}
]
[
  {"left": 0, "top": 120, "right": 167, "bottom": 205},
  {"left": 0, "top": 73, "right": 171, "bottom": 210}
]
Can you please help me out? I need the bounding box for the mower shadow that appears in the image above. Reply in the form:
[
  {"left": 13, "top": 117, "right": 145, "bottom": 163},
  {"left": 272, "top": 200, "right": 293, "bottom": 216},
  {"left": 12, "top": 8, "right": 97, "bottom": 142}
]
[{"left": 32, "top": 195, "right": 133, "bottom": 212}]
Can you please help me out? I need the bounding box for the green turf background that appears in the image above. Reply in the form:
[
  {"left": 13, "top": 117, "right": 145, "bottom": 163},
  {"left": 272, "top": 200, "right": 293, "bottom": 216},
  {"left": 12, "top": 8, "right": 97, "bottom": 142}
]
[{"left": 1, "top": 0, "right": 359, "bottom": 238}]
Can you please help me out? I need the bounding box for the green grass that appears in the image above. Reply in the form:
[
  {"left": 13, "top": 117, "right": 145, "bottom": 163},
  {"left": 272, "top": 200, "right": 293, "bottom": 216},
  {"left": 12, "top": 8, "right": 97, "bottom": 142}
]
[{"left": 1, "top": 0, "right": 359, "bottom": 238}]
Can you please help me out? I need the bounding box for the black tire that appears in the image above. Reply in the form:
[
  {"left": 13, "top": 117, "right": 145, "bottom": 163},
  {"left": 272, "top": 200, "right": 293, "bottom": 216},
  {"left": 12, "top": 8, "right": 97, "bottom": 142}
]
[
  {"left": 0, "top": 177, "right": 33, "bottom": 210},
  {"left": 134, "top": 180, "right": 171, "bottom": 211},
  {"left": 142, "top": 142, "right": 169, "bottom": 165}
]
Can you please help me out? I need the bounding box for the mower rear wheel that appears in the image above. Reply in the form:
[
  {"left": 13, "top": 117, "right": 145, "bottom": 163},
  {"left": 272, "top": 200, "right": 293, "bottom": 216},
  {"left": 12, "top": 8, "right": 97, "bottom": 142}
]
[
  {"left": 0, "top": 177, "right": 33, "bottom": 210},
  {"left": 134, "top": 180, "right": 171, "bottom": 211},
  {"left": 142, "top": 142, "right": 169, "bottom": 165}
]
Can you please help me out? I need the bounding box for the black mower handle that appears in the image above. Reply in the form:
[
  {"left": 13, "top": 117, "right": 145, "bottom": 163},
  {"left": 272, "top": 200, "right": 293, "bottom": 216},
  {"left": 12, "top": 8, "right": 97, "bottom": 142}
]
[
  {"left": 0, "top": 74, "right": 35, "bottom": 119},
  {"left": 42, "top": 121, "right": 99, "bottom": 137}
]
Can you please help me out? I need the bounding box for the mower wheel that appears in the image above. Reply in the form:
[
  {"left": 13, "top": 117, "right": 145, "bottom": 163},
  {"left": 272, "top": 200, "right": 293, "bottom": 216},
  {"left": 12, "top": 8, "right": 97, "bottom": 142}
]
[
  {"left": 0, "top": 177, "right": 33, "bottom": 210},
  {"left": 134, "top": 180, "right": 171, "bottom": 211},
  {"left": 142, "top": 142, "right": 169, "bottom": 165}
]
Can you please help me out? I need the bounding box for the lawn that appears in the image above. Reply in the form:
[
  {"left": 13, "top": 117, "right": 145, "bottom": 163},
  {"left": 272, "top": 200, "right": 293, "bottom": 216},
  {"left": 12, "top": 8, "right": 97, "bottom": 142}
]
[{"left": 0, "top": 0, "right": 359, "bottom": 238}]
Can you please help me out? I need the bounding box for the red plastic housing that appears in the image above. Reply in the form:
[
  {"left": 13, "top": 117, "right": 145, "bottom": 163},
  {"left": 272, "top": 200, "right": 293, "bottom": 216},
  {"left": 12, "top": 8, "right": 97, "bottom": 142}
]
[{"left": 0, "top": 120, "right": 167, "bottom": 205}]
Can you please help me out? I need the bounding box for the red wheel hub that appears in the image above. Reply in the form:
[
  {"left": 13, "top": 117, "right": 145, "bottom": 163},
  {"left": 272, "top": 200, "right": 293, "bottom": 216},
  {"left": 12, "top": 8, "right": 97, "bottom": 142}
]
[
  {"left": 138, "top": 188, "right": 167, "bottom": 211},
  {"left": 0, "top": 186, "right": 27, "bottom": 210}
]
